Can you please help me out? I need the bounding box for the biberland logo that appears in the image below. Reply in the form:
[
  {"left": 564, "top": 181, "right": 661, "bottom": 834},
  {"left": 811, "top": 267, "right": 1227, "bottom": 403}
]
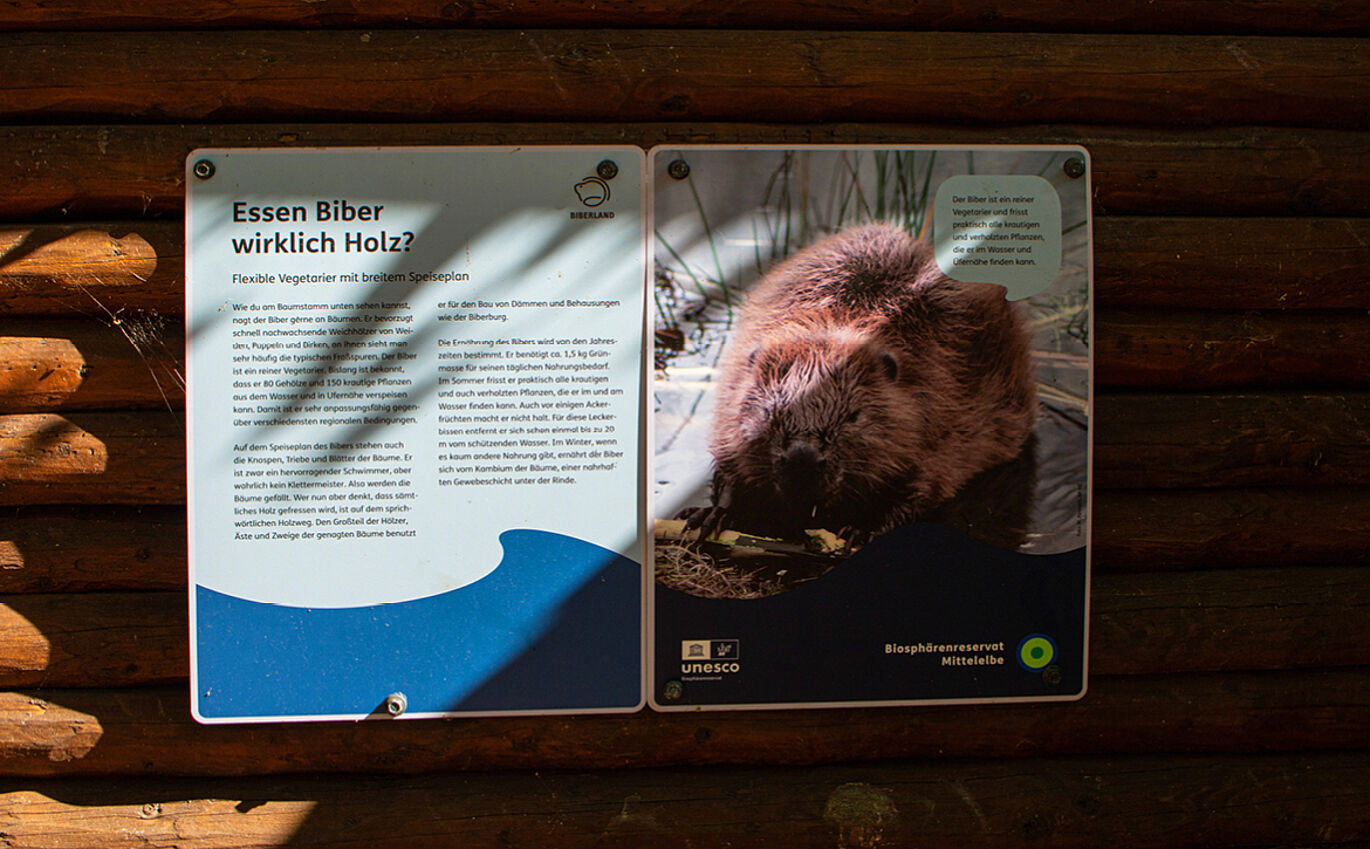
[
  {"left": 570, "top": 175, "right": 616, "bottom": 221},
  {"left": 574, "top": 176, "right": 610, "bottom": 207},
  {"left": 680, "top": 639, "right": 741, "bottom": 674}
]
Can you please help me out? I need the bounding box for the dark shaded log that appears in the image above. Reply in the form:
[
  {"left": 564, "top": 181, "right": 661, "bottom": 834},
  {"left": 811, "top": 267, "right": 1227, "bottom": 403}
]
[
  {"left": 4, "top": 124, "right": 1369, "bottom": 221},
  {"left": 1093, "top": 218, "right": 1370, "bottom": 310},
  {"left": 2, "top": 752, "right": 1368, "bottom": 849},
  {"left": 1095, "top": 310, "right": 1370, "bottom": 389},
  {"left": 3, "top": 32, "right": 1365, "bottom": 128},
  {"left": 1093, "top": 488, "right": 1370, "bottom": 570},
  {"left": 0, "top": 412, "right": 185, "bottom": 505},
  {"left": 0, "top": 507, "right": 185, "bottom": 593},
  {"left": 3, "top": 0, "right": 1369, "bottom": 35},
  {"left": 2, "top": 566, "right": 1366, "bottom": 688},
  {"left": 1094, "top": 393, "right": 1370, "bottom": 489},
  {"left": 0, "top": 669, "right": 1366, "bottom": 776},
  {"left": 7, "top": 217, "right": 1370, "bottom": 317},
  {"left": 0, "top": 320, "right": 184, "bottom": 413}
]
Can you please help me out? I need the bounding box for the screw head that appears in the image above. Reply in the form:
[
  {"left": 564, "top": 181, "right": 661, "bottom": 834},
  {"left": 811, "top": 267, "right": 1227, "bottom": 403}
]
[
  {"left": 385, "top": 692, "right": 408, "bottom": 716},
  {"left": 596, "top": 159, "right": 619, "bottom": 180},
  {"left": 1042, "top": 665, "right": 1063, "bottom": 687},
  {"left": 667, "top": 159, "right": 691, "bottom": 180},
  {"left": 662, "top": 680, "right": 684, "bottom": 701},
  {"left": 1063, "top": 157, "right": 1086, "bottom": 179},
  {"left": 192, "top": 159, "right": 216, "bottom": 180}
]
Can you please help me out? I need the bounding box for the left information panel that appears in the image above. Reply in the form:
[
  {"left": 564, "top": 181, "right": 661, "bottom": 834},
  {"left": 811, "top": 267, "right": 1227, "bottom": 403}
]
[{"left": 186, "top": 148, "right": 647, "bottom": 723}]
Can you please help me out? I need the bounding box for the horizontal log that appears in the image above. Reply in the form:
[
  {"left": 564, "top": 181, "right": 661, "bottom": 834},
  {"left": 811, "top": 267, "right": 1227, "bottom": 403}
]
[
  {"left": 0, "top": 320, "right": 184, "bottom": 412},
  {"left": 1094, "top": 393, "right": 1370, "bottom": 488},
  {"left": 0, "top": 507, "right": 185, "bottom": 593},
  {"left": 2, "top": 752, "right": 1367, "bottom": 849},
  {"left": 1, "top": 669, "right": 1367, "bottom": 776},
  {"left": 2, "top": 566, "right": 1366, "bottom": 688},
  {"left": 4, "top": 32, "right": 1366, "bottom": 129},
  {"left": 1094, "top": 218, "right": 1370, "bottom": 310},
  {"left": 1095, "top": 310, "right": 1370, "bottom": 389},
  {"left": 3, "top": 392, "right": 1367, "bottom": 501},
  {"left": 0, "top": 225, "right": 171, "bottom": 315},
  {"left": 7, "top": 217, "right": 1370, "bottom": 317},
  {"left": 4, "top": 124, "right": 1369, "bottom": 221},
  {"left": 0, "top": 593, "right": 185, "bottom": 688},
  {"left": 0, "top": 412, "right": 185, "bottom": 504},
  {"left": 3, "top": 0, "right": 1369, "bottom": 35},
  {"left": 1093, "top": 488, "right": 1370, "bottom": 570}
]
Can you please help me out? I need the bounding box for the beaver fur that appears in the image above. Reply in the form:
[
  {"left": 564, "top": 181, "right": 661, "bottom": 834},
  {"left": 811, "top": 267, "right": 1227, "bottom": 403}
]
[{"left": 684, "top": 223, "right": 1038, "bottom": 541}]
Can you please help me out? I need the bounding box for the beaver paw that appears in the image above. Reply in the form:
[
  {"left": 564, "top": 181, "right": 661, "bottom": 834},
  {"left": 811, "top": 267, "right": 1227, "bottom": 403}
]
[
  {"left": 678, "top": 505, "right": 730, "bottom": 542},
  {"left": 836, "top": 525, "right": 875, "bottom": 549}
]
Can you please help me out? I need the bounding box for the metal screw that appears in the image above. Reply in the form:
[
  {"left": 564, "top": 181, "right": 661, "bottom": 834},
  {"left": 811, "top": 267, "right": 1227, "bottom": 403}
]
[
  {"left": 385, "top": 692, "right": 408, "bottom": 716},
  {"left": 1063, "top": 157, "right": 1086, "bottom": 179},
  {"left": 667, "top": 159, "right": 691, "bottom": 180},
  {"left": 596, "top": 159, "right": 619, "bottom": 180},
  {"left": 1042, "top": 665, "right": 1063, "bottom": 687},
  {"left": 662, "top": 680, "right": 684, "bottom": 701},
  {"left": 192, "top": 159, "right": 216, "bottom": 180}
]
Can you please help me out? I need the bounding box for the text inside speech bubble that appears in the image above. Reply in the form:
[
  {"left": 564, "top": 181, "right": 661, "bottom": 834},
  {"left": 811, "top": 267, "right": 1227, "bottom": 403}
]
[{"left": 932, "top": 175, "right": 1062, "bottom": 301}]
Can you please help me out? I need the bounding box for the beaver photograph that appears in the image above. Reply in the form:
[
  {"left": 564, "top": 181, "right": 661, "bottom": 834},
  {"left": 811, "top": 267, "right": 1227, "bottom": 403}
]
[{"left": 653, "top": 148, "right": 1090, "bottom": 599}]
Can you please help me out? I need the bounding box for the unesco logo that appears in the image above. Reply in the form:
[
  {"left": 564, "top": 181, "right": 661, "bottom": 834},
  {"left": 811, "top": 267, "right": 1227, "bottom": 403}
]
[{"left": 681, "top": 639, "right": 740, "bottom": 661}]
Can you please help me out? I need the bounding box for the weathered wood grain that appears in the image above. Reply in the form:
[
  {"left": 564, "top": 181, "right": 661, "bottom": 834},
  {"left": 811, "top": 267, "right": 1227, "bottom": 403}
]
[
  {"left": 0, "top": 507, "right": 184, "bottom": 593},
  {"left": 0, "top": 412, "right": 185, "bottom": 504},
  {"left": 4, "top": 0, "right": 1369, "bottom": 34},
  {"left": 0, "top": 593, "right": 185, "bottom": 688},
  {"left": 1093, "top": 488, "right": 1370, "bottom": 570},
  {"left": 5, "top": 32, "right": 1365, "bottom": 128},
  {"left": 5, "top": 124, "right": 1369, "bottom": 221},
  {"left": 2, "top": 752, "right": 1368, "bottom": 849},
  {"left": 1, "top": 670, "right": 1366, "bottom": 777},
  {"left": 0, "top": 321, "right": 184, "bottom": 413},
  {"left": 1094, "top": 218, "right": 1370, "bottom": 310},
  {"left": 1095, "top": 310, "right": 1370, "bottom": 389},
  {"left": 1094, "top": 393, "right": 1370, "bottom": 489},
  {"left": 2, "top": 394, "right": 1367, "bottom": 502},
  {"left": 0, "top": 226, "right": 170, "bottom": 315},
  {"left": 1, "top": 566, "right": 1365, "bottom": 688},
  {"left": 7, "top": 217, "right": 1370, "bottom": 317}
]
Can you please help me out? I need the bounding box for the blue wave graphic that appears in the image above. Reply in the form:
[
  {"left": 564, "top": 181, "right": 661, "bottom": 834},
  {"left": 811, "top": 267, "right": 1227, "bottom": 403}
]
[{"left": 195, "top": 529, "right": 642, "bottom": 719}]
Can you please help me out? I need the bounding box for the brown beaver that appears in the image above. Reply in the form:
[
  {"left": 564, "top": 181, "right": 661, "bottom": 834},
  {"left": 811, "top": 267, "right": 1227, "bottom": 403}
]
[{"left": 682, "top": 223, "right": 1038, "bottom": 542}]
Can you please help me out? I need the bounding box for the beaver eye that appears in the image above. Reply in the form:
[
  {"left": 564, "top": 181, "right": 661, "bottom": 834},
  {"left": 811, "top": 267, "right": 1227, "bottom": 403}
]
[{"left": 879, "top": 352, "right": 899, "bottom": 381}]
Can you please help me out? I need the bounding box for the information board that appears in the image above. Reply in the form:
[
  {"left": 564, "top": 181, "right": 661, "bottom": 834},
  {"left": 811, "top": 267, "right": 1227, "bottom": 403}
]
[
  {"left": 648, "top": 146, "right": 1092, "bottom": 710},
  {"left": 186, "top": 148, "right": 647, "bottom": 722}
]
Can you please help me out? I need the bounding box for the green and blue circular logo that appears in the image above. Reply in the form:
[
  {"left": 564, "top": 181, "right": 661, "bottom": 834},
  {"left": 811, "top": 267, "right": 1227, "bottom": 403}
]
[{"left": 1017, "top": 634, "right": 1057, "bottom": 671}]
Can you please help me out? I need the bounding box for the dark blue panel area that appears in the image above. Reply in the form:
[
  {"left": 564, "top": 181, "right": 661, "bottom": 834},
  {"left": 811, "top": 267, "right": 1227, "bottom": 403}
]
[
  {"left": 195, "top": 529, "right": 642, "bottom": 719},
  {"left": 654, "top": 522, "right": 1087, "bottom": 706}
]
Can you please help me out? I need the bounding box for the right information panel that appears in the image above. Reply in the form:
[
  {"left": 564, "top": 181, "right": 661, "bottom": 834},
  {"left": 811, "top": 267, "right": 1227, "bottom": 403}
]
[{"left": 649, "top": 146, "right": 1092, "bottom": 710}]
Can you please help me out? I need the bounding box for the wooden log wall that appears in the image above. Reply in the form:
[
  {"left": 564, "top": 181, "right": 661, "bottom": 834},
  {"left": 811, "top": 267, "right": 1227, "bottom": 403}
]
[{"left": 1, "top": 3, "right": 1368, "bottom": 846}]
